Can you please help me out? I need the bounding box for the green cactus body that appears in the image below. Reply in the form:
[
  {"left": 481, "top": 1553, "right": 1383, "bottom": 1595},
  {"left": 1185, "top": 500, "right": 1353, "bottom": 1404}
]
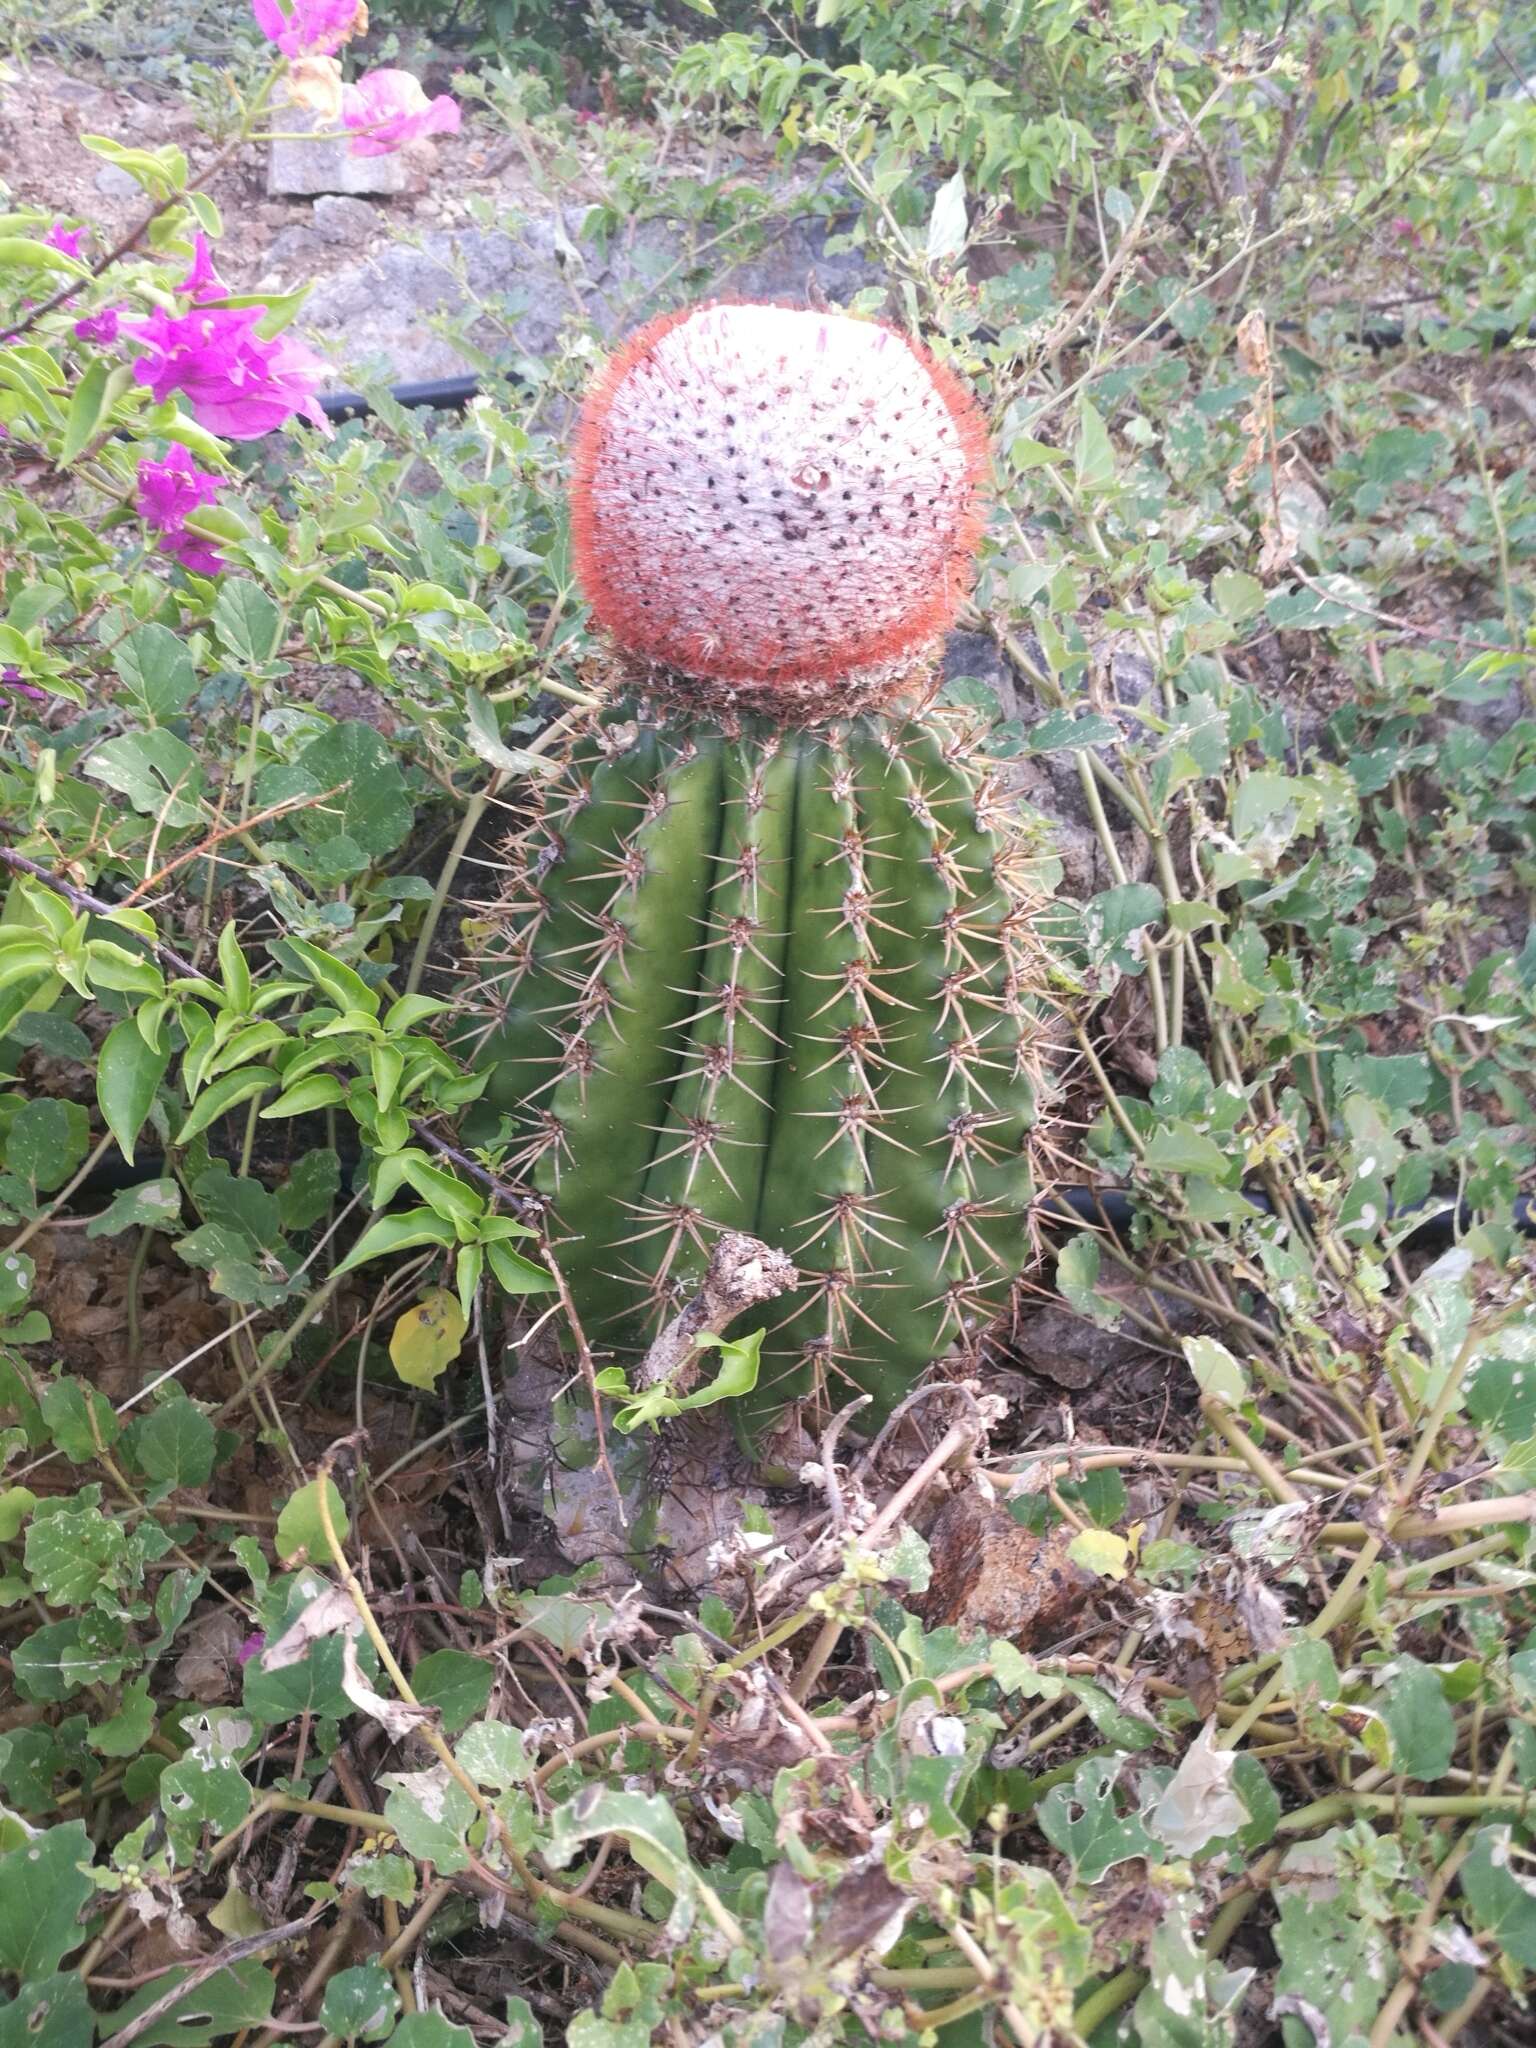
[{"left": 473, "top": 703, "right": 1041, "bottom": 1436}]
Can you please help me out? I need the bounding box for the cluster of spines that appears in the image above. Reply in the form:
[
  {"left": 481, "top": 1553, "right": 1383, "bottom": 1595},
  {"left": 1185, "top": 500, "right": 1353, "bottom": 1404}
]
[{"left": 466, "top": 708, "right": 1045, "bottom": 1431}]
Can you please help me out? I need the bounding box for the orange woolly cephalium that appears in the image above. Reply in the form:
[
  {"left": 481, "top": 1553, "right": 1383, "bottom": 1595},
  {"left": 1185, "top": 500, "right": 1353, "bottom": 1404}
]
[{"left": 468, "top": 301, "right": 1046, "bottom": 1441}]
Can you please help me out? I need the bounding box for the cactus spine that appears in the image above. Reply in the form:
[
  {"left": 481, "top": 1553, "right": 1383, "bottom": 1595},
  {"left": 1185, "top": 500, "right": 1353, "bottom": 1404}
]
[{"left": 468, "top": 302, "right": 1045, "bottom": 1438}]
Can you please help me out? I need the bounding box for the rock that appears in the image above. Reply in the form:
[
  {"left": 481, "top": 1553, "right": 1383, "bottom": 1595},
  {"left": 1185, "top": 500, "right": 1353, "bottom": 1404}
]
[
  {"left": 919, "top": 1484, "right": 1097, "bottom": 1646},
  {"left": 94, "top": 163, "right": 142, "bottom": 200},
  {"left": 298, "top": 190, "right": 886, "bottom": 384},
  {"left": 312, "top": 194, "right": 379, "bottom": 246},
  {"left": 267, "top": 105, "right": 410, "bottom": 198},
  {"left": 265, "top": 226, "right": 327, "bottom": 278}
]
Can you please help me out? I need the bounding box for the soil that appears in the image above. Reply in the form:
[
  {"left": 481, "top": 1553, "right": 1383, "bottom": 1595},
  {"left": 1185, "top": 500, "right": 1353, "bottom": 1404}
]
[{"left": 0, "top": 52, "right": 564, "bottom": 282}]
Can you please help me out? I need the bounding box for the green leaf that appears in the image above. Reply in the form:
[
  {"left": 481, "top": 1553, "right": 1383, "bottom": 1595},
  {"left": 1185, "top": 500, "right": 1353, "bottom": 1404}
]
[
  {"left": 1462, "top": 1825, "right": 1536, "bottom": 1966},
  {"left": 1144, "top": 1125, "right": 1234, "bottom": 1180},
  {"left": 336, "top": 1208, "right": 457, "bottom": 1276},
  {"left": 175, "top": 1066, "right": 278, "bottom": 1146},
  {"left": 60, "top": 359, "right": 127, "bottom": 466},
  {"left": 4, "top": 1011, "right": 91, "bottom": 1062},
  {"left": 97, "top": 1018, "right": 171, "bottom": 1167},
  {"left": 0, "top": 1486, "right": 35, "bottom": 1540},
  {"left": 1075, "top": 398, "right": 1116, "bottom": 492},
  {"left": 211, "top": 579, "right": 283, "bottom": 666},
  {"left": 83, "top": 729, "right": 203, "bottom": 827},
  {"left": 0, "top": 1971, "right": 95, "bottom": 2048},
  {"left": 160, "top": 1750, "right": 253, "bottom": 1852},
  {"left": 1055, "top": 1233, "right": 1120, "bottom": 1328},
  {"left": 544, "top": 1785, "right": 701, "bottom": 1900},
  {"left": 384, "top": 2020, "right": 473, "bottom": 2048},
  {"left": 1183, "top": 1335, "right": 1249, "bottom": 1407},
  {"left": 1377, "top": 1655, "right": 1454, "bottom": 1780},
  {"left": 130, "top": 1398, "right": 217, "bottom": 1491},
  {"left": 498, "top": 1999, "right": 541, "bottom": 2048},
  {"left": 456, "top": 1719, "right": 533, "bottom": 1790},
  {"left": 1211, "top": 568, "right": 1265, "bottom": 621},
  {"left": 411, "top": 1650, "right": 492, "bottom": 1734},
  {"left": 381, "top": 1767, "right": 476, "bottom": 1874},
  {"left": 260, "top": 721, "right": 413, "bottom": 862},
  {"left": 0, "top": 1247, "right": 32, "bottom": 1315},
  {"left": 610, "top": 1326, "right": 764, "bottom": 1433},
  {"left": 275, "top": 1478, "right": 350, "bottom": 1563},
  {"left": 260, "top": 1072, "right": 346, "bottom": 1119},
  {"left": 989, "top": 1641, "right": 1157, "bottom": 1749},
  {"left": 320, "top": 1964, "right": 400, "bottom": 2043},
  {"left": 278, "top": 934, "right": 380, "bottom": 1017},
  {"left": 86, "top": 1177, "right": 183, "bottom": 1239},
  {"left": 1083, "top": 882, "right": 1164, "bottom": 977},
  {"left": 0, "top": 236, "right": 89, "bottom": 276},
  {"left": 38, "top": 1376, "right": 118, "bottom": 1463},
  {"left": 277, "top": 1148, "right": 340, "bottom": 1232},
  {"left": 89, "top": 1679, "right": 156, "bottom": 1758},
  {"left": 12, "top": 1616, "right": 128, "bottom": 1701},
  {"left": 5, "top": 1096, "right": 89, "bottom": 1193},
  {"left": 1132, "top": 1895, "right": 1253, "bottom": 2048},
  {"left": 114, "top": 621, "right": 198, "bottom": 721},
  {"left": 483, "top": 1238, "right": 555, "bottom": 1296},
  {"left": 341, "top": 1851, "right": 417, "bottom": 1904},
  {"left": 388, "top": 1288, "right": 466, "bottom": 1391},
  {"left": 1038, "top": 1755, "right": 1159, "bottom": 1881},
  {"left": 101, "top": 1961, "right": 275, "bottom": 2048},
  {"left": 1022, "top": 708, "right": 1121, "bottom": 752},
  {"left": 0, "top": 1820, "right": 95, "bottom": 1975},
  {"left": 25, "top": 1495, "right": 127, "bottom": 1605}
]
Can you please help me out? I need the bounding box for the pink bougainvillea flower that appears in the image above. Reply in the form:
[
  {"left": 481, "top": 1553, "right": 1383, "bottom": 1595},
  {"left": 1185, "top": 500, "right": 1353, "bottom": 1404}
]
[
  {"left": 136, "top": 441, "right": 221, "bottom": 528},
  {"left": 44, "top": 222, "right": 85, "bottom": 260},
  {"left": 177, "top": 232, "right": 226, "bottom": 303},
  {"left": 250, "top": 0, "right": 365, "bottom": 58},
  {"left": 128, "top": 304, "right": 329, "bottom": 439},
  {"left": 136, "top": 445, "right": 227, "bottom": 576},
  {"left": 73, "top": 305, "right": 124, "bottom": 345},
  {"left": 1, "top": 666, "right": 46, "bottom": 703},
  {"left": 342, "top": 69, "right": 460, "bottom": 156}
]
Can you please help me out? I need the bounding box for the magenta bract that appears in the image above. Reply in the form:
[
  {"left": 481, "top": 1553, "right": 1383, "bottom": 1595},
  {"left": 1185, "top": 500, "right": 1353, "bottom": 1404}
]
[
  {"left": 341, "top": 69, "right": 460, "bottom": 156},
  {"left": 250, "top": 0, "right": 362, "bottom": 58},
  {"left": 128, "top": 305, "right": 329, "bottom": 440}
]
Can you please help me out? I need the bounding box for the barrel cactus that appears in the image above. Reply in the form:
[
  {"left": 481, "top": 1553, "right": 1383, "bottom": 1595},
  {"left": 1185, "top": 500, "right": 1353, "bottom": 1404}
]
[{"left": 468, "top": 301, "right": 1046, "bottom": 1441}]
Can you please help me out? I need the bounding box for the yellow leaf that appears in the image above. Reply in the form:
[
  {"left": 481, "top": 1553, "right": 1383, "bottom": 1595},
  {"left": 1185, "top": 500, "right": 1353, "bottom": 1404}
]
[
  {"left": 208, "top": 1876, "right": 267, "bottom": 1938},
  {"left": 389, "top": 1288, "right": 467, "bottom": 1390},
  {"left": 1068, "top": 1527, "right": 1131, "bottom": 1581}
]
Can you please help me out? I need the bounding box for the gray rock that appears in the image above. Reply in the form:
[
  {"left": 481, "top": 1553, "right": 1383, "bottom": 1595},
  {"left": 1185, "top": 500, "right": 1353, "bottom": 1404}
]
[
  {"left": 265, "top": 226, "right": 327, "bottom": 277},
  {"left": 267, "top": 105, "right": 410, "bottom": 198},
  {"left": 311, "top": 194, "right": 379, "bottom": 246},
  {"left": 298, "top": 194, "right": 885, "bottom": 385},
  {"left": 94, "top": 163, "right": 142, "bottom": 200}
]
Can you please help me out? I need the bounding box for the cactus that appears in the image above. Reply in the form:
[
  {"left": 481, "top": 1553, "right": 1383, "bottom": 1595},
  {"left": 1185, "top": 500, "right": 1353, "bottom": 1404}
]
[{"left": 467, "top": 302, "right": 1046, "bottom": 1438}]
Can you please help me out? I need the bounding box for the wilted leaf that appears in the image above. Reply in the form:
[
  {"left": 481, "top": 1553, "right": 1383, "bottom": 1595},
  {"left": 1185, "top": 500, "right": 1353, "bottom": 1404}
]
[
  {"left": 341, "top": 1637, "right": 436, "bottom": 1741},
  {"left": 389, "top": 1288, "right": 467, "bottom": 1391},
  {"left": 1149, "top": 1722, "right": 1247, "bottom": 1858}
]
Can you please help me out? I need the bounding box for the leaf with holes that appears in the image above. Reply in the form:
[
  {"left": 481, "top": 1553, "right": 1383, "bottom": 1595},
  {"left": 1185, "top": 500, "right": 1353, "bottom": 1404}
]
[
  {"left": 98, "top": 1961, "right": 276, "bottom": 2048},
  {"left": 1038, "top": 1755, "right": 1159, "bottom": 1882}
]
